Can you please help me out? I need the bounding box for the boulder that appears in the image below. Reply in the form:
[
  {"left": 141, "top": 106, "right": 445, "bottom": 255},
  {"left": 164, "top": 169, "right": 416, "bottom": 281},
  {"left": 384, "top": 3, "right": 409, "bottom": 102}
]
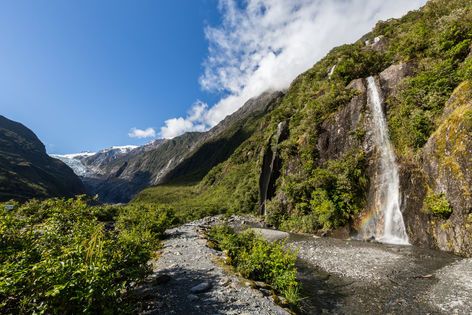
[
  {"left": 190, "top": 282, "right": 212, "bottom": 294},
  {"left": 249, "top": 228, "right": 290, "bottom": 242}
]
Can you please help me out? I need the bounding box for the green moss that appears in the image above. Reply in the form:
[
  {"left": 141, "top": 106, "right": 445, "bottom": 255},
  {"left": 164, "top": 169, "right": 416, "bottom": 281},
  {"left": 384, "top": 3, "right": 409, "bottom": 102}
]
[
  {"left": 424, "top": 189, "right": 453, "bottom": 218},
  {"left": 428, "top": 81, "right": 472, "bottom": 196}
]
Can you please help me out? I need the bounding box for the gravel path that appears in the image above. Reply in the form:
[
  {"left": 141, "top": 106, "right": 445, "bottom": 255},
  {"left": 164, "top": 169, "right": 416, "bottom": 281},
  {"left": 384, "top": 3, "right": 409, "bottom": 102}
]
[
  {"left": 135, "top": 217, "right": 289, "bottom": 315},
  {"left": 133, "top": 216, "right": 472, "bottom": 314}
]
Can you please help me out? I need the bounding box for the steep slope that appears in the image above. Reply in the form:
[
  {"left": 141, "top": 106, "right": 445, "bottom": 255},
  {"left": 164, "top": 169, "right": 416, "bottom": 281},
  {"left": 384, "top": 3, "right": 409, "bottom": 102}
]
[
  {"left": 82, "top": 91, "right": 282, "bottom": 203},
  {"left": 160, "top": 91, "right": 284, "bottom": 184},
  {"left": 0, "top": 115, "right": 85, "bottom": 201},
  {"left": 83, "top": 133, "right": 203, "bottom": 203},
  {"left": 136, "top": 0, "right": 472, "bottom": 256}
]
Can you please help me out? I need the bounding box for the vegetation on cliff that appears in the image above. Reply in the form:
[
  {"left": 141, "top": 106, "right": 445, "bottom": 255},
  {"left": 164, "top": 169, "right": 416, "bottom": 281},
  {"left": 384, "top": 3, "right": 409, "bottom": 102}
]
[
  {"left": 0, "top": 115, "right": 85, "bottom": 202},
  {"left": 135, "top": 0, "right": 472, "bottom": 247}
]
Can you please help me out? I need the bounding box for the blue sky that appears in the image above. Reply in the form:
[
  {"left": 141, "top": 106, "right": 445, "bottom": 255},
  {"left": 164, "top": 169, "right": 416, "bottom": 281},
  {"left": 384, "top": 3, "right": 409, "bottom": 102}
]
[
  {"left": 0, "top": 0, "right": 221, "bottom": 153},
  {"left": 0, "top": 0, "right": 426, "bottom": 154}
]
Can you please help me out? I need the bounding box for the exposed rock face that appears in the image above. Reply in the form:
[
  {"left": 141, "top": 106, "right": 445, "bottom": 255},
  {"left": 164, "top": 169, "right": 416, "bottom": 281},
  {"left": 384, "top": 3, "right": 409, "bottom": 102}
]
[
  {"left": 0, "top": 115, "right": 85, "bottom": 201},
  {"left": 379, "top": 62, "right": 414, "bottom": 96},
  {"left": 317, "top": 78, "right": 367, "bottom": 163},
  {"left": 304, "top": 62, "right": 472, "bottom": 256},
  {"left": 259, "top": 120, "right": 289, "bottom": 215},
  {"left": 398, "top": 163, "right": 431, "bottom": 248},
  {"left": 160, "top": 91, "right": 284, "bottom": 185}
]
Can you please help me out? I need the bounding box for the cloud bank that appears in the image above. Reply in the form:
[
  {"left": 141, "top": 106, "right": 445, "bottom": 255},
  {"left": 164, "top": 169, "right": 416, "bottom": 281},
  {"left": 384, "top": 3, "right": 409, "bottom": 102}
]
[
  {"left": 160, "top": 0, "right": 427, "bottom": 139},
  {"left": 128, "top": 127, "right": 156, "bottom": 139},
  {"left": 160, "top": 101, "right": 208, "bottom": 139}
]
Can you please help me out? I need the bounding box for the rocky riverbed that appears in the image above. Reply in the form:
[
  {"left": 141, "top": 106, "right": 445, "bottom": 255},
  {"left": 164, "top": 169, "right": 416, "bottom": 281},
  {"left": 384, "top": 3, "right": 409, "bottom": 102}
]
[
  {"left": 134, "top": 216, "right": 289, "bottom": 315},
  {"left": 135, "top": 216, "right": 471, "bottom": 314},
  {"left": 289, "top": 235, "right": 468, "bottom": 314}
]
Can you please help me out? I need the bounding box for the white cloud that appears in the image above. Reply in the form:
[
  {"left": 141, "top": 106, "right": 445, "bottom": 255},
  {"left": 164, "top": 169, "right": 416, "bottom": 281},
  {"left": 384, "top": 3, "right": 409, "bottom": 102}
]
[
  {"left": 128, "top": 127, "right": 156, "bottom": 139},
  {"left": 161, "top": 0, "right": 428, "bottom": 138},
  {"left": 160, "top": 101, "right": 208, "bottom": 139}
]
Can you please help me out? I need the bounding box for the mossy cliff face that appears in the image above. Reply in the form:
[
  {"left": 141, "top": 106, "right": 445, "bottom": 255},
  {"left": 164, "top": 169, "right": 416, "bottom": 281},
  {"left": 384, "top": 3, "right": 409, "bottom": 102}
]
[
  {"left": 399, "top": 83, "right": 472, "bottom": 255},
  {"left": 420, "top": 82, "right": 472, "bottom": 256},
  {"left": 314, "top": 67, "right": 472, "bottom": 256}
]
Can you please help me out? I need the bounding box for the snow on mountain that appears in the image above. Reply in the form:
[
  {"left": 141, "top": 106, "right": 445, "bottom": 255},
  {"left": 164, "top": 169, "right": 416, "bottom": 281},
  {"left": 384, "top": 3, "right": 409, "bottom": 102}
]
[
  {"left": 50, "top": 145, "right": 139, "bottom": 177},
  {"left": 100, "top": 145, "right": 138, "bottom": 154},
  {"left": 51, "top": 154, "right": 92, "bottom": 176}
]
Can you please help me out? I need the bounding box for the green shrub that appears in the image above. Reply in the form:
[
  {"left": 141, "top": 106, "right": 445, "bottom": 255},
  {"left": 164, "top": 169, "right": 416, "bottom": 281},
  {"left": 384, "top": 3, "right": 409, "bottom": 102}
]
[
  {"left": 0, "top": 197, "right": 174, "bottom": 314},
  {"left": 277, "top": 150, "right": 367, "bottom": 232},
  {"left": 207, "top": 225, "right": 300, "bottom": 304},
  {"left": 424, "top": 190, "right": 453, "bottom": 218},
  {"left": 279, "top": 214, "right": 317, "bottom": 234}
]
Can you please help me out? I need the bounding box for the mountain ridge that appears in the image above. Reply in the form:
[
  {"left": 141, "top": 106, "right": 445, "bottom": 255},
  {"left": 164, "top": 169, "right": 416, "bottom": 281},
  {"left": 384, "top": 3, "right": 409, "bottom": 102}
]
[{"left": 0, "top": 115, "right": 86, "bottom": 201}]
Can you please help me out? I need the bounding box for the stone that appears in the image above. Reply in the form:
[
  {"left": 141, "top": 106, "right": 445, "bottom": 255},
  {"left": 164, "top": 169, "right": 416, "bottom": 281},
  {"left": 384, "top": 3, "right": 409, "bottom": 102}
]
[
  {"left": 190, "top": 282, "right": 212, "bottom": 294},
  {"left": 260, "top": 288, "right": 272, "bottom": 296},
  {"left": 219, "top": 278, "right": 231, "bottom": 287},
  {"left": 379, "top": 62, "right": 414, "bottom": 96},
  {"left": 254, "top": 281, "right": 270, "bottom": 289},
  {"left": 187, "top": 294, "right": 199, "bottom": 301},
  {"left": 248, "top": 228, "right": 289, "bottom": 242}
]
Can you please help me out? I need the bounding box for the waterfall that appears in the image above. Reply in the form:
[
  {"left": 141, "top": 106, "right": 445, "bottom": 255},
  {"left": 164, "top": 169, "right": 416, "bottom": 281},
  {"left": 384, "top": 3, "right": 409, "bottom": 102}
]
[{"left": 365, "top": 76, "right": 409, "bottom": 245}]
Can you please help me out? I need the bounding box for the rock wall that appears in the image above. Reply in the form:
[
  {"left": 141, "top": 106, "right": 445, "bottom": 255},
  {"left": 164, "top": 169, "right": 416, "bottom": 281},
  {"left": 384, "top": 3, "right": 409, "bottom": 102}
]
[
  {"left": 307, "top": 63, "right": 472, "bottom": 256},
  {"left": 259, "top": 121, "right": 289, "bottom": 215},
  {"left": 421, "top": 81, "right": 472, "bottom": 256}
]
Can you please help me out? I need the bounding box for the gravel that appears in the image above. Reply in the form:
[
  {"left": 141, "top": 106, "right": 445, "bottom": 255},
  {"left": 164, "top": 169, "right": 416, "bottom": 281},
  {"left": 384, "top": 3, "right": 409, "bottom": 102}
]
[
  {"left": 428, "top": 258, "right": 472, "bottom": 314},
  {"left": 294, "top": 239, "right": 406, "bottom": 281},
  {"left": 135, "top": 216, "right": 289, "bottom": 315},
  {"left": 133, "top": 215, "right": 471, "bottom": 314}
]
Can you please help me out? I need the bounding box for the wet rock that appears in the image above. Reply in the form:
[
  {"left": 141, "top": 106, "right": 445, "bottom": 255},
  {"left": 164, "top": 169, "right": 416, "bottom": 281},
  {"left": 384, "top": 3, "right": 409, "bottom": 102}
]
[
  {"left": 260, "top": 288, "right": 272, "bottom": 296},
  {"left": 420, "top": 82, "right": 472, "bottom": 256},
  {"left": 259, "top": 120, "right": 289, "bottom": 215},
  {"left": 254, "top": 281, "right": 270, "bottom": 289},
  {"left": 219, "top": 278, "right": 231, "bottom": 287}
]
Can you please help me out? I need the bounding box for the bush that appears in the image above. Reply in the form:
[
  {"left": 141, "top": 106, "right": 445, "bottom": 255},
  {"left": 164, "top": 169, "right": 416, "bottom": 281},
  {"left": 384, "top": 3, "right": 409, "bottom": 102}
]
[
  {"left": 0, "top": 197, "right": 174, "bottom": 314},
  {"left": 277, "top": 150, "right": 367, "bottom": 232},
  {"left": 423, "top": 190, "right": 453, "bottom": 218},
  {"left": 207, "top": 225, "right": 300, "bottom": 304}
]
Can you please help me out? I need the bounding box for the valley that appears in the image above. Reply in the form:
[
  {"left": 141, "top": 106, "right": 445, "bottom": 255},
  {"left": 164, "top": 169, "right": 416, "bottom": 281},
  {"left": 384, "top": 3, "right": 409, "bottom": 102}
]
[{"left": 1, "top": 0, "right": 472, "bottom": 313}]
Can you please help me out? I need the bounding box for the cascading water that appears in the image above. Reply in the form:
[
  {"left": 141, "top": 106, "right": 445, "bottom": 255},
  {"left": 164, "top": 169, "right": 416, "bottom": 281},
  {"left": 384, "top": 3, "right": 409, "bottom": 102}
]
[{"left": 365, "top": 76, "right": 409, "bottom": 245}]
